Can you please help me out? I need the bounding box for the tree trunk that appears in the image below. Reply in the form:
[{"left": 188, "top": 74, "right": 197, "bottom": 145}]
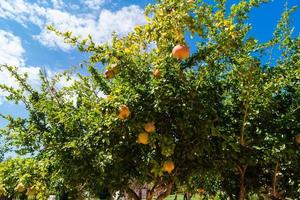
[
  {"left": 147, "top": 182, "right": 158, "bottom": 200},
  {"left": 156, "top": 181, "right": 174, "bottom": 200},
  {"left": 61, "top": 191, "right": 69, "bottom": 200},
  {"left": 238, "top": 102, "right": 249, "bottom": 200},
  {"left": 126, "top": 188, "right": 141, "bottom": 200},
  {"left": 237, "top": 165, "right": 247, "bottom": 200},
  {"left": 173, "top": 194, "right": 177, "bottom": 200},
  {"left": 183, "top": 193, "right": 191, "bottom": 200},
  {"left": 146, "top": 189, "right": 154, "bottom": 200}
]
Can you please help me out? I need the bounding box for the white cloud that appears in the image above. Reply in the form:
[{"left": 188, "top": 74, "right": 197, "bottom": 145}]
[
  {"left": 0, "top": 66, "right": 42, "bottom": 101},
  {"left": 0, "top": 1, "right": 145, "bottom": 104},
  {"left": 0, "top": 0, "right": 146, "bottom": 51},
  {"left": 0, "top": 29, "right": 40, "bottom": 103},
  {"left": 34, "top": 29, "right": 74, "bottom": 51},
  {"left": 0, "top": 30, "right": 25, "bottom": 67},
  {"left": 83, "top": 0, "right": 106, "bottom": 10},
  {"left": 0, "top": 64, "right": 79, "bottom": 105},
  {"left": 96, "top": 6, "right": 146, "bottom": 42},
  {"left": 51, "top": 0, "right": 64, "bottom": 9},
  {"left": 0, "top": 30, "right": 70, "bottom": 103}
]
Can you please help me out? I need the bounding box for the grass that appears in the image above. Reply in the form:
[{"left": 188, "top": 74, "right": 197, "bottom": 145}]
[{"left": 165, "top": 194, "right": 203, "bottom": 200}]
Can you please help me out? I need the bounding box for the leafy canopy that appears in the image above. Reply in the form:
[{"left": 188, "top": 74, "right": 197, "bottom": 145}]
[{"left": 0, "top": 0, "right": 299, "bottom": 199}]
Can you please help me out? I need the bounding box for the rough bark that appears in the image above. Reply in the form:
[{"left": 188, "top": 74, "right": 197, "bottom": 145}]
[
  {"left": 156, "top": 181, "right": 174, "bottom": 200},
  {"left": 126, "top": 188, "right": 141, "bottom": 200},
  {"left": 237, "top": 102, "right": 249, "bottom": 200},
  {"left": 183, "top": 193, "right": 191, "bottom": 200},
  {"left": 237, "top": 165, "right": 247, "bottom": 200},
  {"left": 146, "top": 181, "right": 158, "bottom": 200}
]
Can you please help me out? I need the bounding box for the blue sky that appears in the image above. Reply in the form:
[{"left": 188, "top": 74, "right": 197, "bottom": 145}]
[{"left": 0, "top": 0, "right": 299, "bottom": 128}]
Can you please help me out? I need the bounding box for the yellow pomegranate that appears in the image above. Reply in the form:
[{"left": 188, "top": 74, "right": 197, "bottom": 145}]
[
  {"left": 104, "top": 69, "right": 115, "bottom": 79},
  {"left": 118, "top": 105, "right": 131, "bottom": 120},
  {"left": 26, "top": 186, "right": 37, "bottom": 196},
  {"left": 163, "top": 161, "right": 175, "bottom": 173},
  {"left": 0, "top": 184, "right": 7, "bottom": 197},
  {"left": 104, "top": 64, "right": 118, "bottom": 79},
  {"left": 197, "top": 188, "right": 205, "bottom": 194},
  {"left": 15, "top": 183, "right": 25, "bottom": 193},
  {"left": 110, "top": 64, "right": 118, "bottom": 74},
  {"left": 138, "top": 132, "right": 149, "bottom": 145},
  {"left": 152, "top": 68, "right": 161, "bottom": 78},
  {"left": 172, "top": 44, "right": 190, "bottom": 59},
  {"left": 295, "top": 134, "right": 300, "bottom": 144},
  {"left": 144, "top": 121, "right": 156, "bottom": 133}
]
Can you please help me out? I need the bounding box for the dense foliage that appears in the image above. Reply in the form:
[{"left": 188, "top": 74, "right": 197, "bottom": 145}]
[{"left": 0, "top": 0, "right": 299, "bottom": 199}]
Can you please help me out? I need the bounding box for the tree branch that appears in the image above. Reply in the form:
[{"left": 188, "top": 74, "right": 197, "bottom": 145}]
[
  {"left": 147, "top": 180, "right": 160, "bottom": 200},
  {"left": 156, "top": 180, "right": 174, "bottom": 200},
  {"left": 126, "top": 187, "right": 141, "bottom": 200},
  {"left": 240, "top": 103, "right": 249, "bottom": 146},
  {"left": 271, "top": 161, "right": 280, "bottom": 198}
]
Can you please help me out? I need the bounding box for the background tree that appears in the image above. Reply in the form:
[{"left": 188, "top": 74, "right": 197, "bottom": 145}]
[{"left": 0, "top": 157, "right": 51, "bottom": 199}]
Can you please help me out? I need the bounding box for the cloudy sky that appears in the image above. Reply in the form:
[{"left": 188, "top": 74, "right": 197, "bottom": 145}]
[
  {"left": 0, "top": 0, "right": 153, "bottom": 126},
  {"left": 0, "top": 0, "right": 299, "bottom": 127}
]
